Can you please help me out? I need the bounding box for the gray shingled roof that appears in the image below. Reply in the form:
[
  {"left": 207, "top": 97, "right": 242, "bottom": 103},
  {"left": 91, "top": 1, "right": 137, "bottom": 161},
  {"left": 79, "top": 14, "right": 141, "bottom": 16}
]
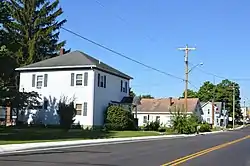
[{"left": 16, "top": 51, "right": 132, "bottom": 79}]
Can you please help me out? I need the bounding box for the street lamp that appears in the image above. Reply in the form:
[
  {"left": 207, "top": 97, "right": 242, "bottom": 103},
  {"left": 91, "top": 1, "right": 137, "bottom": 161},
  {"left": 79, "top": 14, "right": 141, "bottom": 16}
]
[{"left": 188, "top": 62, "right": 203, "bottom": 73}]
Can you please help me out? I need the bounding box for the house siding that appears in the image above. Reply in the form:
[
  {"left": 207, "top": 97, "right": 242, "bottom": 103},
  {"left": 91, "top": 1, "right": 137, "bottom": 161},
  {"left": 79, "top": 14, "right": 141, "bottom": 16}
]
[
  {"left": 19, "top": 69, "right": 95, "bottom": 126},
  {"left": 136, "top": 113, "right": 172, "bottom": 127},
  {"left": 93, "top": 69, "right": 129, "bottom": 126}
]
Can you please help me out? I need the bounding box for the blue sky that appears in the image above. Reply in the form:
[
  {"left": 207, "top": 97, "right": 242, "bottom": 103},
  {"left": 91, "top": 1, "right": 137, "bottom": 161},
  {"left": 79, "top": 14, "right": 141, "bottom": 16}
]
[{"left": 59, "top": 0, "right": 250, "bottom": 104}]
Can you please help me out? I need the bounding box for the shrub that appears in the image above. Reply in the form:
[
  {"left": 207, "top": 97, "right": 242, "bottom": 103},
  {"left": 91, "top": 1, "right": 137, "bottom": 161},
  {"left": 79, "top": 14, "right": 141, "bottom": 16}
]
[
  {"left": 199, "top": 123, "right": 211, "bottom": 132},
  {"left": 144, "top": 121, "right": 160, "bottom": 131},
  {"left": 104, "top": 105, "right": 136, "bottom": 131},
  {"left": 57, "top": 97, "right": 76, "bottom": 131},
  {"left": 158, "top": 127, "right": 166, "bottom": 132},
  {"left": 171, "top": 111, "right": 199, "bottom": 134}
]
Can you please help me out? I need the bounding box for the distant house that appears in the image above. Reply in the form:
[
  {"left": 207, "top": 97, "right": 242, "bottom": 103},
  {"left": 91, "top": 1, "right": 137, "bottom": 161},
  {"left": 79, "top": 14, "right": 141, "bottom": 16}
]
[
  {"left": 15, "top": 49, "right": 133, "bottom": 128},
  {"left": 134, "top": 97, "right": 203, "bottom": 127},
  {"left": 200, "top": 101, "right": 228, "bottom": 127}
]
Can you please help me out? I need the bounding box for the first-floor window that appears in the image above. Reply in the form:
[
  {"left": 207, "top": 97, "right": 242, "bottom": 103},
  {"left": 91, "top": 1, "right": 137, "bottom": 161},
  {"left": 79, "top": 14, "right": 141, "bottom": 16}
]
[
  {"left": 156, "top": 116, "right": 160, "bottom": 123},
  {"left": 143, "top": 116, "right": 147, "bottom": 123},
  {"left": 207, "top": 118, "right": 210, "bottom": 123},
  {"left": 76, "top": 104, "right": 82, "bottom": 115}
]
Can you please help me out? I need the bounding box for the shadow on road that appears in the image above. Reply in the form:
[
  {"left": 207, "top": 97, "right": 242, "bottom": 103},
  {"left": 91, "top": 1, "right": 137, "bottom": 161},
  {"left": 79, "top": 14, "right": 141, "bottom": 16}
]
[{"left": 0, "top": 158, "right": 118, "bottom": 166}]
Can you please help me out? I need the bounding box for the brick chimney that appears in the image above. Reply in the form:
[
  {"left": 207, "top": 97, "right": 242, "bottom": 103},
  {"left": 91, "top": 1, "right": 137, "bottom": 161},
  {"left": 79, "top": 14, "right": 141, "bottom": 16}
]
[
  {"left": 60, "top": 48, "right": 65, "bottom": 56},
  {"left": 169, "top": 97, "right": 174, "bottom": 106}
]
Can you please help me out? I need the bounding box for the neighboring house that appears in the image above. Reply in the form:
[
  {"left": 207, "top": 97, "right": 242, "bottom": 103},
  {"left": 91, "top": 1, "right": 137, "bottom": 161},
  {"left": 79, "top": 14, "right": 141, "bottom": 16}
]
[
  {"left": 200, "top": 101, "right": 228, "bottom": 127},
  {"left": 15, "top": 50, "right": 133, "bottom": 127},
  {"left": 241, "top": 107, "right": 249, "bottom": 122},
  {"left": 134, "top": 97, "right": 203, "bottom": 127}
]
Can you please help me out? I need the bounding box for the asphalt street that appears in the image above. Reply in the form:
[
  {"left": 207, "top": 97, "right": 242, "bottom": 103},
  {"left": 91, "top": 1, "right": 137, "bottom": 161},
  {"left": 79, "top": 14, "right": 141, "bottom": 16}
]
[{"left": 0, "top": 127, "right": 249, "bottom": 166}]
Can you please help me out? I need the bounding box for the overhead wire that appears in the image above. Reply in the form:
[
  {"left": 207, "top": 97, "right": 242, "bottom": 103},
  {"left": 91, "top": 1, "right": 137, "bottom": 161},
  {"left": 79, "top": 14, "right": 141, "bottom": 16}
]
[{"left": 61, "top": 27, "right": 185, "bottom": 81}]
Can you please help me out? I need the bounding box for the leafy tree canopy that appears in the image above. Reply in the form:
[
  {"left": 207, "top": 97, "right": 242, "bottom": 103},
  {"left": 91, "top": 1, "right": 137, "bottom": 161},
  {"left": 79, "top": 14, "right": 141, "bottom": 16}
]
[{"left": 182, "top": 79, "right": 242, "bottom": 120}]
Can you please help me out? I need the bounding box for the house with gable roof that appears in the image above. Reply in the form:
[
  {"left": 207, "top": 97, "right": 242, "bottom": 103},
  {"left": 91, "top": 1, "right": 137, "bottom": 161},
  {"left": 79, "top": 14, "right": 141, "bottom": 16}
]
[
  {"left": 200, "top": 101, "right": 228, "bottom": 127},
  {"left": 15, "top": 49, "right": 133, "bottom": 127},
  {"left": 134, "top": 97, "right": 203, "bottom": 127}
]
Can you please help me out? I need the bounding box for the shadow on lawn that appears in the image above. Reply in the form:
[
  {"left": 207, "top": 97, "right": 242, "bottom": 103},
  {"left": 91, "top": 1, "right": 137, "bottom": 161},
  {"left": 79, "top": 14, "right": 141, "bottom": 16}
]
[{"left": 0, "top": 126, "right": 115, "bottom": 143}]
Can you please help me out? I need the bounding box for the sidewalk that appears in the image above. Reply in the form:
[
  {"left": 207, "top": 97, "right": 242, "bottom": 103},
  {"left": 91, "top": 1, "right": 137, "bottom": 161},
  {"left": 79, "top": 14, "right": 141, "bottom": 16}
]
[{"left": 0, "top": 125, "right": 243, "bottom": 154}]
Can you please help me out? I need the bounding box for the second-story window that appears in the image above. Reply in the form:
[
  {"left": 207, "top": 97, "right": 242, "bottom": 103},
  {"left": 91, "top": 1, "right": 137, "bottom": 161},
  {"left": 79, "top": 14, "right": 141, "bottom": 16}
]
[
  {"left": 36, "top": 75, "right": 43, "bottom": 89},
  {"left": 208, "top": 109, "right": 210, "bottom": 114},
  {"left": 32, "top": 74, "right": 48, "bottom": 89},
  {"left": 76, "top": 74, "right": 83, "bottom": 86},
  {"left": 100, "top": 76, "right": 104, "bottom": 87},
  {"left": 97, "top": 73, "right": 106, "bottom": 88}
]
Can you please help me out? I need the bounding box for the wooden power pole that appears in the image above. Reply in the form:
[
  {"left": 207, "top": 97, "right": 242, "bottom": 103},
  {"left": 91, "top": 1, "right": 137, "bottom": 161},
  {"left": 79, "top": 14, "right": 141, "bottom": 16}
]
[
  {"left": 178, "top": 44, "right": 196, "bottom": 113},
  {"left": 232, "top": 83, "right": 235, "bottom": 129}
]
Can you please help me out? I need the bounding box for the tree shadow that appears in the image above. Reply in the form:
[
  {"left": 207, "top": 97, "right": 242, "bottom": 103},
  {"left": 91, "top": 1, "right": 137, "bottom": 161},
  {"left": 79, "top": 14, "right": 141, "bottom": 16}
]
[
  {"left": 0, "top": 158, "right": 118, "bottom": 166},
  {"left": 0, "top": 95, "right": 114, "bottom": 142}
]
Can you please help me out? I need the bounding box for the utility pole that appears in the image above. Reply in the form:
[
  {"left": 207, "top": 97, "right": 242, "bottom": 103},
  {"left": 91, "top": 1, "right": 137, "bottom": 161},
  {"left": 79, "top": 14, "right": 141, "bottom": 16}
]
[
  {"left": 223, "top": 101, "right": 226, "bottom": 129},
  {"left": 232, "top": 84, "right": 235, "bottom": 129},
  {"left": 243, "top": 100, "right": 246, "bottom": 125},
  {"left": 211, "top": 76, "right": 215, "bottom": 127},
  {"left": 178, "top": 44, "right": 196, "bottom": 113}
]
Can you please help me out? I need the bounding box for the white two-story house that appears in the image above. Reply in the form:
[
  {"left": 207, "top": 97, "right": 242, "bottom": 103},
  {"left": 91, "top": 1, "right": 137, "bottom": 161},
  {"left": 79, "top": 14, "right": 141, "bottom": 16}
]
[
  {"left": 15, "top": 50, "right": 133, "bottom": 127},
  {"left": 201, "top": 101, "right": 228, "bottom": 127}
]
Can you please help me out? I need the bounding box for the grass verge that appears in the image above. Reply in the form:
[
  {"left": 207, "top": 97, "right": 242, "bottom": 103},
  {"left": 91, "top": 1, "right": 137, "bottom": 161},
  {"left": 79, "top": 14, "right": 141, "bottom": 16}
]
[{"left": 0, "top": 127, "right": 163, "bottom": 145}]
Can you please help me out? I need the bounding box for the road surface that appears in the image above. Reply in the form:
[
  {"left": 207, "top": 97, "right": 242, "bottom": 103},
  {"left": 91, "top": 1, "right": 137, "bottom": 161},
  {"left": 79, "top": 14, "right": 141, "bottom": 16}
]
[{"left": 0, "top": 127, "right": 249, "bottom": 166}]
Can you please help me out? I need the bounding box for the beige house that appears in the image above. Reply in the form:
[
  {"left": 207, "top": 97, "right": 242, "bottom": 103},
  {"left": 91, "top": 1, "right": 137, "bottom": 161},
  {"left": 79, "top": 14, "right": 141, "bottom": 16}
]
[{"left": 134, "top": 97, "right": 203, "bottom": 126}]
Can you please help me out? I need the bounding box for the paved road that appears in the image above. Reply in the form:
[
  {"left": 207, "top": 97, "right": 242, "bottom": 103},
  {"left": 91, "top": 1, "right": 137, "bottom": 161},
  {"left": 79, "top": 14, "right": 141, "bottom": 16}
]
[{"left": 0, "top": 127, "right": 249, "bottom": 166}]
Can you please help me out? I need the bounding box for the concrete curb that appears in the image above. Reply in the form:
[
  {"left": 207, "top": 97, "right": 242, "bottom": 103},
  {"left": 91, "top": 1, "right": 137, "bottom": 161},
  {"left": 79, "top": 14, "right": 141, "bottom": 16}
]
[{"left": 0, "top": 126, "right": 242, "bottom": 154}]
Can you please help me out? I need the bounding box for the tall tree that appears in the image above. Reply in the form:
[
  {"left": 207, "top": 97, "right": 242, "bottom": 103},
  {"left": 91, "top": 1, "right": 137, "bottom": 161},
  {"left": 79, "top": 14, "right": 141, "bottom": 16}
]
[
  {"left": 129, "top": 88, "right": 136, "bottom": 98},
  {"left": 4, "top": 0, "right": 67, "bottom": 66},
  {"left": 216, "top": 79, "right": 241, "bottom": 120},
  {"left": 182, "top": 89, "right": 198, "bottom": 98},
  {"left": 197, "top": 81, "right": 216, "bottom": 102}
]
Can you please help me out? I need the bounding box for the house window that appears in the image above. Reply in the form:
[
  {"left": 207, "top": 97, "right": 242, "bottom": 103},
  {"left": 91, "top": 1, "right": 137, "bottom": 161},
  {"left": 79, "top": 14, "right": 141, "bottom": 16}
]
[
  {"left": 125, "top": 82, "right": 128, "bottom": 93},
  {"left": 76, "top": 104, "right": 82, "bottom": 115},
  {"left": 97, "top": 73, "right": 100, "bottom": 87},
  {"left": 76, "top": 74, "right": 83, "bottom": 86},
  {"left": 207, "top": 109, "right": 210, "bottom": 114},
  {"left": 84, "top": 72, "right": 88, "bottom": 86},
  {"left": 143, "top": 116, "right": 147, "bottom": 123},
  {"left": 36, "top": 75, "right": 43, "bottom": 89},
  {"left": 207, "top": 118, "right": 210, "bottom": 123},
  {"left": 156, "top": 116, "right": 160, "bottom": 123},
  {"left": 83, "top": 102, "right": 87, "bottom": 116},
  {"left": 100, "top": 76, "right": 104, "bottom": 87},
  {"left": 104, "top": 75, "right": 106, "bottom": 88}
]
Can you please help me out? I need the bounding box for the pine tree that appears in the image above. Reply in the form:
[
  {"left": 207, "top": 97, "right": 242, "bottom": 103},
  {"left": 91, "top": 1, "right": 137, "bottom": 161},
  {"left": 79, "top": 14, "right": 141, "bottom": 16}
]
[{"left": 4, "top": 0, "right": 67, "bottom": 66}]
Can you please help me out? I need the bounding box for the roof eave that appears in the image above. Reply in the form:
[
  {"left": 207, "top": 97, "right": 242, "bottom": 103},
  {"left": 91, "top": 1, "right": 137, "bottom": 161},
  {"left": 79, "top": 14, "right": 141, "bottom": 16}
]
[{"left": 15, "top": 65, "right": 97, "bottom": 71}]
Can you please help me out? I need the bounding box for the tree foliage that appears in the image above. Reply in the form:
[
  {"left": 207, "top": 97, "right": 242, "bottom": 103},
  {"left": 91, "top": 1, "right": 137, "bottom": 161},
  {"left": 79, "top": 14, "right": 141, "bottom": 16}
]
[
  {"left": 171, "top": 107, "right": 200, "bottom": 134},
  {"left": 57, "top": 97, "right": 76, "bottom": 130},
  {"left": 129, "top": 88, "right": 135, "bottom": 98},
  {"left": 3, "top": 0, "right": 67, "bottom": 66},
  {"left": 182, "top": 79, "right": 242, "bottom": 120},
  {"left": 104, "top": 105, "right": 136, "bottom": 131},
  {"left": 182, "top": 89, "right": 198, "bottom": 98},
  {"left": 140, "top": 94, "right": 154, "bottom": 99}
]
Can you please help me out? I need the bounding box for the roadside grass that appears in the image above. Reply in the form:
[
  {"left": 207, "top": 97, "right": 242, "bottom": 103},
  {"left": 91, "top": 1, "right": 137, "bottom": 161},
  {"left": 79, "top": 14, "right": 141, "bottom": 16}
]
[{"left": 0, "top": 126, "right": 163, "bottom": 145}]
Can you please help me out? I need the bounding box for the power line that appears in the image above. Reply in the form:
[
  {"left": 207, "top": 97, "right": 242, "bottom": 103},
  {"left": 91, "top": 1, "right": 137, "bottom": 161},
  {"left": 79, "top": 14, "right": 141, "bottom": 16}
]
[
  {"left": 61, "top": 27, "right": 184, "bottom": 81},
  {"left": 189, "top": 62, "right": 250, "bottom": 81},
  {"left": 93, "top": 0, "right": 155, "bottom": 42}
]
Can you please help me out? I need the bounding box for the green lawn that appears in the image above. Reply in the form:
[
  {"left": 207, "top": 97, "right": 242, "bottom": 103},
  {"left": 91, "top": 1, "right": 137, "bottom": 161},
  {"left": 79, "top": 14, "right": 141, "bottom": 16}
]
[{"left": 0, "top": 127, "right": 163, "bottom": 145}]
